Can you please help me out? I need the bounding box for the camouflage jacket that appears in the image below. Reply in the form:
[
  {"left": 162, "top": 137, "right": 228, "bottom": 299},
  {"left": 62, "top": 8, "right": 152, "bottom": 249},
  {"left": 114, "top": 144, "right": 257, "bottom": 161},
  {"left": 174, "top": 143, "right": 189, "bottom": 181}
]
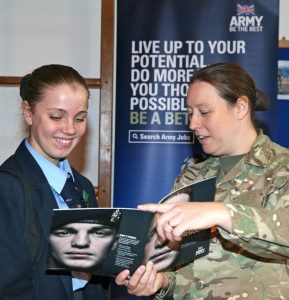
[{"left": 155, "top": 133, "right": 289, "bottom": 300}]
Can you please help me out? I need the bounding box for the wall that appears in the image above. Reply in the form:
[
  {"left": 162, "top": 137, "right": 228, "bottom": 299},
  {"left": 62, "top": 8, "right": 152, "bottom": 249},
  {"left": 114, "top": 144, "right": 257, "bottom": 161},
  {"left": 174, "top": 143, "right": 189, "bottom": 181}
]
[
  {"left": 0, "top": 0, "right": 288, "bottom": 186},
  {"left": 0, "top": 0, "right": 101, "bottom": 185},
  {"left": 279, "top": 0, "right": 289, "bottom": 40}
]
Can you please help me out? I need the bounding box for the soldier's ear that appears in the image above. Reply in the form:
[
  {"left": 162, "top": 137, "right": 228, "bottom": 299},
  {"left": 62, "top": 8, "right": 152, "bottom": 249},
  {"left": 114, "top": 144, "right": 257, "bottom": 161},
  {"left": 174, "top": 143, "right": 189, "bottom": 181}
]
[{"left": 235, "top": 96, "right": 249, "bottom": 120}]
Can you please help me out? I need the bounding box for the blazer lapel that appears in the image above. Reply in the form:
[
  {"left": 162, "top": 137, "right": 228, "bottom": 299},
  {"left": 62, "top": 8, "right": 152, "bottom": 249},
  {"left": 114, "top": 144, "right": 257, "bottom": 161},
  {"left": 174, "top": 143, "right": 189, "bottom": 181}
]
[{"left": 14, "top": 142, "right": 73, "bottom": 298}]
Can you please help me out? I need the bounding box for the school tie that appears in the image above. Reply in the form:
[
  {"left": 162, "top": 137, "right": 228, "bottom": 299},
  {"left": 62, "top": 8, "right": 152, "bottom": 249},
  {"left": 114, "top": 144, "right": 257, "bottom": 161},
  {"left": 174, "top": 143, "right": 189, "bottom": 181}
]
[{"left": 60, "top": 173, "right": 86, "bottom": 208}]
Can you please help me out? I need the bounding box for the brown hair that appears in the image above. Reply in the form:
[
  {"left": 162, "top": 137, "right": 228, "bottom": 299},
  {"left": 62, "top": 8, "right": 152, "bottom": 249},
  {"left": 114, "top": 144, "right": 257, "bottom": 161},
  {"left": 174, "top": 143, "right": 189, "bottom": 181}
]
[
  {"left": 20, "top": 64, "right": 89, "bottom": 111},
  {"left": 189, "top": 62, "right": 270, "bottom": 126}
]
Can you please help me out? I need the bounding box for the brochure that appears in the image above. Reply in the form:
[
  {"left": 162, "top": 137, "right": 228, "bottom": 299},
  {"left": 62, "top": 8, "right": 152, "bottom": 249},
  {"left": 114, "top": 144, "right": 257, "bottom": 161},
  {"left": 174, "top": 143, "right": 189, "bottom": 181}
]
[{"left": 47, "top": 176, "right": 216, "bottom": 277}]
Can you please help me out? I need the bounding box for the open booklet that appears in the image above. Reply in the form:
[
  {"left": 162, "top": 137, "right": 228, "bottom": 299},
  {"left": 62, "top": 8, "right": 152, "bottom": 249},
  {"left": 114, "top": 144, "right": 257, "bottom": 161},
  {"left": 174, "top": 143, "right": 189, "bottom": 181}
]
[{"left": 47, "top": 176, "right": 216, "bottom": 277}]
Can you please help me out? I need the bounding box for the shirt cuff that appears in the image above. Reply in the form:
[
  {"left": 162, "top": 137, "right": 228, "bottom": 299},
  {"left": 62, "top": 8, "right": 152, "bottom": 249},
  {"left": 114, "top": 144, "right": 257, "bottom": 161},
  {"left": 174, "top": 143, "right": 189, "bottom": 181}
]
[{"left": 220, "top": 203, "right": 257, "bottom": 241}]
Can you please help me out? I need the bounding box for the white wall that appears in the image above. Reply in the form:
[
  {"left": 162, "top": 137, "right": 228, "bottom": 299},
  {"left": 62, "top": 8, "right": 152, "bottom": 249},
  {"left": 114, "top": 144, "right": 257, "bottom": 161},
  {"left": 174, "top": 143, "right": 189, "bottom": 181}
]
[
  {"left": 0, "top": 0, "right": 101, "bottom": 185},
  {"left": 279, "top": 0, "right": 289, "bottom": 39},
  {"left": 0, "top": 0, "right": 288, "bottom": 186}
]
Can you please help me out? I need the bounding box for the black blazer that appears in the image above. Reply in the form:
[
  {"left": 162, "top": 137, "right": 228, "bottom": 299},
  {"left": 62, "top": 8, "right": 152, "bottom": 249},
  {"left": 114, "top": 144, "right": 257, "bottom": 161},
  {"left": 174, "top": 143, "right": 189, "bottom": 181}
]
[{"left": 0, "top": 140, "right": 109, "bottom": 300}]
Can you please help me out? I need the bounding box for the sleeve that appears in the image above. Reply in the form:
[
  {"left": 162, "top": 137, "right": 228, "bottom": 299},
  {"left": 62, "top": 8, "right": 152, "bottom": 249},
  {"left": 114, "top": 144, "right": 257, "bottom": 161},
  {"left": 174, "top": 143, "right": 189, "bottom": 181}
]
[
  {"left": 0, "top": 173, "right": 38, "bottom": 299},
  {"left": 219, "top": 177, "right": 289, "bottom": 260}
]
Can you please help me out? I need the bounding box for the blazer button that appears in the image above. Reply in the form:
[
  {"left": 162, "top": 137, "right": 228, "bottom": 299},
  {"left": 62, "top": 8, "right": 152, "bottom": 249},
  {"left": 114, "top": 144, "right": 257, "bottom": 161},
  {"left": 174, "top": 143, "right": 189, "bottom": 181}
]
[{"left": 196, "top": 280, "right": 204, "bottom": 290}]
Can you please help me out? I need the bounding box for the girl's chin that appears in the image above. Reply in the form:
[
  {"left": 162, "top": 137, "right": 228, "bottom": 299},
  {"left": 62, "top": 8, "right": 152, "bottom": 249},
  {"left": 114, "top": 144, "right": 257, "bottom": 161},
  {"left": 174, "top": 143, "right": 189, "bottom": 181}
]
[{"left": 50, "top": 151, "right": 72, "bottom": 162}]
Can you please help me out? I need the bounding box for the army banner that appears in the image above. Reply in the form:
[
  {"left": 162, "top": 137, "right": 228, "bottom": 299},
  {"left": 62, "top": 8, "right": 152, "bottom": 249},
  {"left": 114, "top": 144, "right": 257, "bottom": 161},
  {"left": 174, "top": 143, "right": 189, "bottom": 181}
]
[{"left": 114, "top": 0, "right": 279, "bottom": 209}]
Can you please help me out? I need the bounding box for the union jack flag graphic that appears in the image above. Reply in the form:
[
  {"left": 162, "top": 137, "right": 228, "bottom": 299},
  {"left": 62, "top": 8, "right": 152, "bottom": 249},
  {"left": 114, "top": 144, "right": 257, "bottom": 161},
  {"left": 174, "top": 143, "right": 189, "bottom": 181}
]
[{"left": 237, "top": 4, "right": 255, "bottom": 16}]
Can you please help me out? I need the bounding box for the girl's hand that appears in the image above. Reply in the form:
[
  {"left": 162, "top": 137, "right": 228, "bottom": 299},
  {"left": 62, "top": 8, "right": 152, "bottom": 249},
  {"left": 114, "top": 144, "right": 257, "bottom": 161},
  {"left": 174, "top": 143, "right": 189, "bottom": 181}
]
[{"left": 115, "top": 262, "right": 169, "bottom": 296}]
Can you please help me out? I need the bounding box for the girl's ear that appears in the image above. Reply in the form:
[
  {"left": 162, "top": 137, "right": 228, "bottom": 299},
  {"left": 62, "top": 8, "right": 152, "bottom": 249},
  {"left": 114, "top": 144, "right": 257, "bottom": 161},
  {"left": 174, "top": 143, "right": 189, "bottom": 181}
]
[
  {"left": 22, "top": 101, "right": 33, "bottom": 125},
  {"left": 235, "top": 96, "right": 250, "bottom": 120}
]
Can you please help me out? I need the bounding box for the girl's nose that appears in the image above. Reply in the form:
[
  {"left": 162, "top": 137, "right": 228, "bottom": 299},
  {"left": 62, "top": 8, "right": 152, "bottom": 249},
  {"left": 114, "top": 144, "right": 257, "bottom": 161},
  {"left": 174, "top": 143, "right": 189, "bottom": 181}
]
[{"left": 62, "top": 119, "right": 76, "bottom": 135}]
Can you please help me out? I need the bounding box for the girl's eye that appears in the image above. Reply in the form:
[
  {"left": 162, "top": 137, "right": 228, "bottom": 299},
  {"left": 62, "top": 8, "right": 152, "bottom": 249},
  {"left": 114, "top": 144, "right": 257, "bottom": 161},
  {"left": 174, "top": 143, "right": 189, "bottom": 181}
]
[
  {"left": 75, "top": 117, "right": 86, "bottom": 122},
  {"left": 75, "top": 114, "right": 87, "bottom": 122}
]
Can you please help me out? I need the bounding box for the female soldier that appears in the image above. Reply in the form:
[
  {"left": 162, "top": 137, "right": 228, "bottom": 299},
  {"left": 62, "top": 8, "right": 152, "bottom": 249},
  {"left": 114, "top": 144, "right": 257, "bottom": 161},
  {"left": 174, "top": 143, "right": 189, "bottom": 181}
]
[{"left": 116, "top": 62, "right": 289, "bottom": 299}]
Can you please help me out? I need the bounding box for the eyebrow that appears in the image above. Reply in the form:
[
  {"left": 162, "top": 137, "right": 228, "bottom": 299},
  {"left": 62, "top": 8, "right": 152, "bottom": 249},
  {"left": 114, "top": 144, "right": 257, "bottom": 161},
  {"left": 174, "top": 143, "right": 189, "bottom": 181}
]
[
  {"left": 46, "top": 108, "right": 88, "bottom": 116},
  {"left": 61, "top": 224, "right": 114, "bottom": 230}
]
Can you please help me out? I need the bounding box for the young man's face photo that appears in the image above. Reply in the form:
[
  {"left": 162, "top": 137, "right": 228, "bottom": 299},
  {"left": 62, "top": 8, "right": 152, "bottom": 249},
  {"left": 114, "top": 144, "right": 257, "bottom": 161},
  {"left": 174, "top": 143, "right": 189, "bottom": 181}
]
[
  {"left": 143, "top": 192, "right": 191, "bottom": 271},
  {"left": 143, "top": 216, "right": 181, "bottom": 271},
  {"left": 49, "top": 222, "right": 119, "bottom": 271}
]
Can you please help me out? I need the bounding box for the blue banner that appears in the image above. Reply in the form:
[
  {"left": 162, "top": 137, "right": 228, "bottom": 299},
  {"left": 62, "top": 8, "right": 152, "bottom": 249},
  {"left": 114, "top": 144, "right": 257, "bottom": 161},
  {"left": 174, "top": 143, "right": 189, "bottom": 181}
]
[
  {"left": 113, "top": 1, "right": 279, "bottom": 298},
  {"left": 114, "top": 0, "right": 279, "bottom": 210}
]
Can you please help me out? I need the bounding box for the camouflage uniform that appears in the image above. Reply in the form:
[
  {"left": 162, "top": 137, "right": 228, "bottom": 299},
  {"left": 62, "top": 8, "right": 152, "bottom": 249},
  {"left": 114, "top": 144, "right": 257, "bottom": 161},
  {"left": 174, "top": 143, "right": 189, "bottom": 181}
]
[{"left": 155, "top": 133, "right": 289, "bottom": 300}]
